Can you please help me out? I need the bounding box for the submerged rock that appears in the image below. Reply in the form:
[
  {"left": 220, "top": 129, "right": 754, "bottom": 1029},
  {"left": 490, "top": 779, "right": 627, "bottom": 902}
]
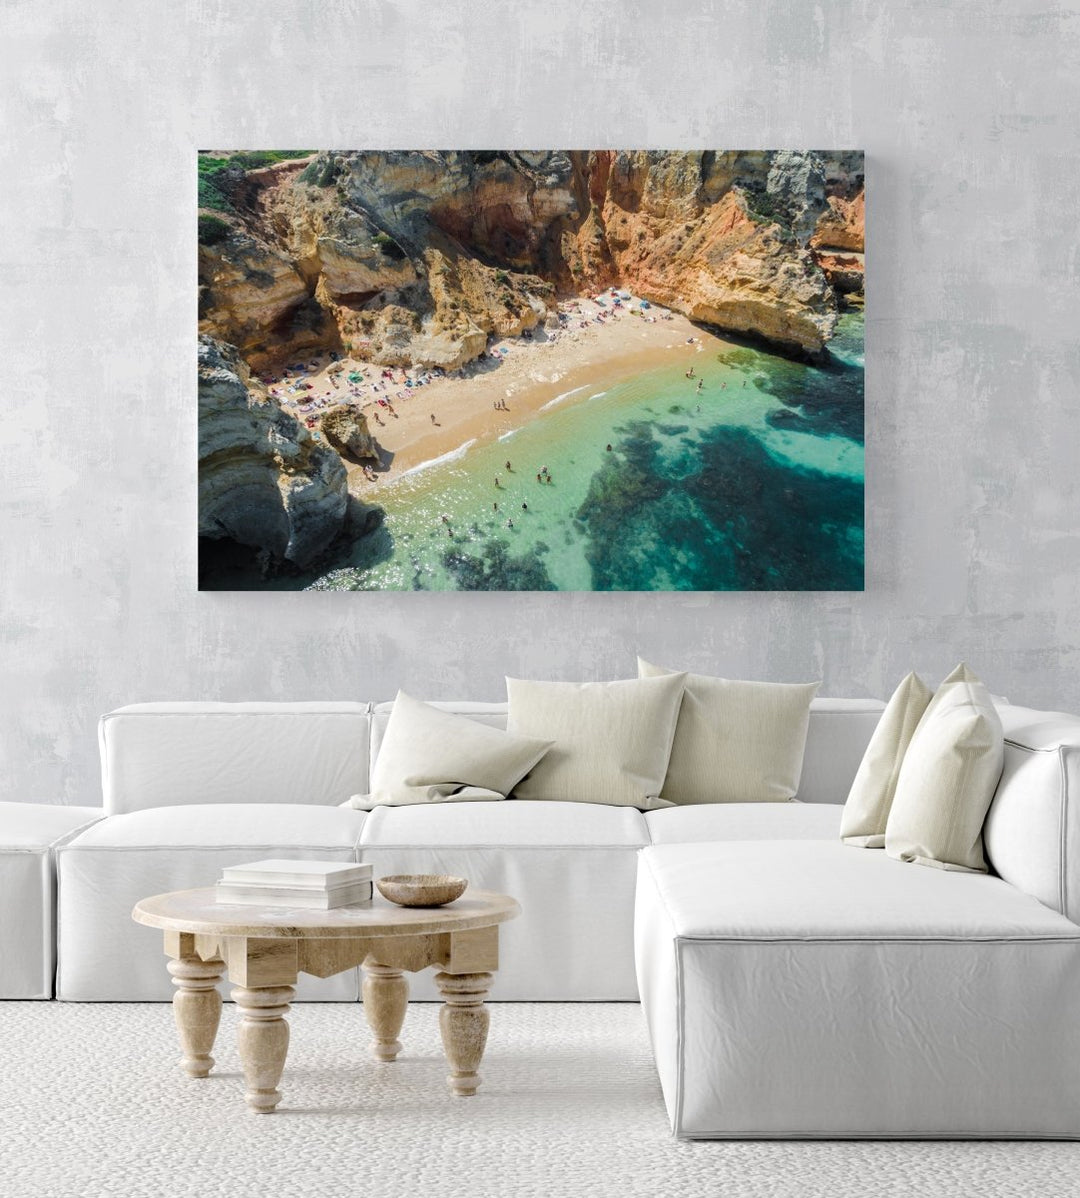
[{"left": 198, "top": 335, "right": 348, "bottom": 569}]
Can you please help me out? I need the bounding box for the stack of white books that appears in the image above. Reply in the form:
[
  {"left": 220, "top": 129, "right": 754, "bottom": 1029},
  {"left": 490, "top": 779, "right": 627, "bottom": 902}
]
[{"left": 215, "top": 859, "right": 374, "bottom": 909}]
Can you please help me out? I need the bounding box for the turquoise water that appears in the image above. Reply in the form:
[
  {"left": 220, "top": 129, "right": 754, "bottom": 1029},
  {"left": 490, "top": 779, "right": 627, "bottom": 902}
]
[{"left": 307, "top": 312, "right": 864, "bottom": 591}]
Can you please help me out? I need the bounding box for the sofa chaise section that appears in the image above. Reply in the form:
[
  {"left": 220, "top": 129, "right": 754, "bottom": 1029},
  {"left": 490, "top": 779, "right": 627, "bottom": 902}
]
[
  {"left": 57, "top": 804, "right": 367, "bottom": 1001},
  {"left": 636, "top": 840, "right": 1080, "bottom": 1138}
]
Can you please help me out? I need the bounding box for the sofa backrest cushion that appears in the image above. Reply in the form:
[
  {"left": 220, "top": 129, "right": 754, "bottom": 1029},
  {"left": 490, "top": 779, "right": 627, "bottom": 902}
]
[
  {"left": 98, "top": 696, "right": 887, "bottom": 814},
  {"left": 984, "top": 704, "right": 1080, "bottom": 923},
  {"left": 99, "top": 703, "right": 372, "bottom": 814},
  {"left": 370, "top": 697, "right": 885, "bottom": 804}
]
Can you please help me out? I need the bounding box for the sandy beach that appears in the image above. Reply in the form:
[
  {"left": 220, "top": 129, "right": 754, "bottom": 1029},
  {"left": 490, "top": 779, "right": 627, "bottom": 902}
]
[{"left": 263, "top": 295, "right": 733, "bottom": 497}]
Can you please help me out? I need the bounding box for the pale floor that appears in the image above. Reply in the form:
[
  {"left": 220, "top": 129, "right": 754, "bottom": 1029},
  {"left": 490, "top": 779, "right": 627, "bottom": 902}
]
[{"left": 1, "top": 1001, "right": 1076, "bottom": 1198}]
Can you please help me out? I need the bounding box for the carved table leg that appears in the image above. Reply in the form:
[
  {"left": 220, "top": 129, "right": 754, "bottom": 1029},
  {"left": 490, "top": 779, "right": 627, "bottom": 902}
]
[
  {"left": 363, "top": 959, "right": 409, "bottom": 1062},
  {"left": 231, "top": 984, "right": 294, "bottom": 1113},
  {"left": 167, "top": 956, "right": 224, "bottom": 1078},
  {"left": 435, "top": 971, "right": 493, "bottom": 1096}
]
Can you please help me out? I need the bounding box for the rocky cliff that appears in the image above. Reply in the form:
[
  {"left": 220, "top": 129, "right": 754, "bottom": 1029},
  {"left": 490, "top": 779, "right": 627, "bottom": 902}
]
[
  {"left": 199, "top": 150, "right": 864, "bottom": 367},
  {"left": 319, "top": 405, "right": 379, "bottom": 461},
  {"left": 810, "top": 151, "right": 865, "bottom": 298},
  {"left": 198, "top": 335, "right": 348, "bottom": 569}
]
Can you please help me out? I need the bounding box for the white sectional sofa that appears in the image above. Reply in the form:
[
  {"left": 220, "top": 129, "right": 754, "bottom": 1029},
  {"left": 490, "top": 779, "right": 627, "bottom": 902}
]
[
  {"left": 45, "top": 697, "right": 880, "bottom": 1002},
  {"left": 4, "top": 692, "right": 1080, "bottom": 1138}
]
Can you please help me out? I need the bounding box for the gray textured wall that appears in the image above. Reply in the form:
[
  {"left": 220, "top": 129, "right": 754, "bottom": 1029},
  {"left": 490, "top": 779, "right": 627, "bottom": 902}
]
[{"left": 2, "top": 0, "right": 1079, "bottom": 805}]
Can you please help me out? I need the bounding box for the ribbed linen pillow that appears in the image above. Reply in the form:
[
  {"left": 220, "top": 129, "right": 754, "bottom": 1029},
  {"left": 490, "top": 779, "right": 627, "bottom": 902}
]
[
  {"left": 505, "top": 674, "right": 686, "bottom": 809},
  {"left": 840, "top": 671, "right": 933, "bottom": 847},
  {"left": 637, "top": 658, "right": 819, "bottom": 804},
  {"left": 345, "top": 690, "right": 553, "bottom": 810},
  {"left": 884, "top": 664, "right": 1005, "bottom": 873}
]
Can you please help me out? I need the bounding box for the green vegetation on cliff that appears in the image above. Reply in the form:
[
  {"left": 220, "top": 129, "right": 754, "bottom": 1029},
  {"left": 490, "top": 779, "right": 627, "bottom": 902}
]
[
  {"left": 197, "top": 213, "right": 231, "bottom": 246},
  {"left": 198, "top": 151, "right": 313, "bottom": 212}
]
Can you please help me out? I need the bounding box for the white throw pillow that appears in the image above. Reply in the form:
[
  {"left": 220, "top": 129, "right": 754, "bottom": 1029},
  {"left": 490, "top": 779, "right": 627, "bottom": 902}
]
[
  {"left": 505, "top": 674, "right": 686, "bottom": 809},
  {"left": 884, "top": 664, "right": 1005, "bottom": 873},
  {"left": 345, "top": 690, "right": 553, "bottom": 810},
  {"left": 840, "top": 671, "right": 933, "bottom": 847},
  {"left": 637, "top": 658, "right": 819, "bottom": 804}
]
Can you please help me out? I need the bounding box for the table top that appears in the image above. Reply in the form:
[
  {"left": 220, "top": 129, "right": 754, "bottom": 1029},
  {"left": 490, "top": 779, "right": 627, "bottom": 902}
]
[{"left": 132, "top": 886, "right": 521, "bottom": 939}]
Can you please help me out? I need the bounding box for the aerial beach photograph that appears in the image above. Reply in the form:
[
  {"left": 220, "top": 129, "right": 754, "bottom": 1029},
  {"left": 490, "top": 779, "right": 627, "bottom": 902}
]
[{"left": 197, "top": 150, "right": 865, "bottom": 591}]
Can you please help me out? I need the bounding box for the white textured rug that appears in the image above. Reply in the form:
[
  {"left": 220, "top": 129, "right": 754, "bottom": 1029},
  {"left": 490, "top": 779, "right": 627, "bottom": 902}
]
[{"left": 1, "top": 1002, "right": 1077, "bottom": 1198}]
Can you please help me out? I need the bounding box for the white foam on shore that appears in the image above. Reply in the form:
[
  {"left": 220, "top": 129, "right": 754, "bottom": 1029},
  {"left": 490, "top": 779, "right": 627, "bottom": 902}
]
[
  {"left": 589, "top": 390, "right": 608, "bottom": 400},
  {"left": 498, "top": 429, "right": 517, "bottom": 442},
  {"left": 540, "top": 384, "right": 589, "bottom": 412},
  {"left": 394, "top": 439, "right": 477, "bottom": 481}
]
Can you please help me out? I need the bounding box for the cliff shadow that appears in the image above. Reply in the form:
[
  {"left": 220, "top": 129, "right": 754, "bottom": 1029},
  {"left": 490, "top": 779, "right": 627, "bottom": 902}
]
[{"left": 197, "top": 495, "right": 393, "bottom": 591}]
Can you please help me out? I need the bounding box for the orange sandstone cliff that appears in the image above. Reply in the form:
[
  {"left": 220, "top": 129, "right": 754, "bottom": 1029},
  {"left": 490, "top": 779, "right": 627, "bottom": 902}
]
[{"left": 198, "top": 150, "right": 864, "bottom": 371}]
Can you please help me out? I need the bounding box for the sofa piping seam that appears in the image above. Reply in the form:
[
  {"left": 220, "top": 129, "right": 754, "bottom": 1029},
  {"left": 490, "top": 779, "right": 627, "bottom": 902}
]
[
  {"left": 1060, "top": 746, "right": 1070, "bottom": 919},
  {"left": 676, "top": 1130, "right": 1079, "bottom": 1141},
  {"left": 674, "top": 935, "right": 686, "bottom": 1136},
  {"left": 355, "top": 842, "right": 647, "bottom": 851},
  {"left": 100, "top": 708, "right": 373, "bottom": 720},
  {"left": 1004, "top": 737, "right": 1073, "bottom": 754},
  {"left": 674, "top": 934, "right": 1080, "bottom": 945},
  {"left": 57, "top": 844, "right": 357, "bottom": 854}
]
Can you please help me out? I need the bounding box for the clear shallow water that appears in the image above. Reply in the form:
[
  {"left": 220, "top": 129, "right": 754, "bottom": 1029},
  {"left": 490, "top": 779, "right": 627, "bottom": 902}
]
[{"left": 308, "top": 312, "right": 865, "bottom": 591}]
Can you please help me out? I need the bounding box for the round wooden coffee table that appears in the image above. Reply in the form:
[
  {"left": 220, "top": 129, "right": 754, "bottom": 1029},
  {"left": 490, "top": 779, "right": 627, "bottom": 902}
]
[{"left": 132, "top": 886, "right": 521, "bottom": 1113}]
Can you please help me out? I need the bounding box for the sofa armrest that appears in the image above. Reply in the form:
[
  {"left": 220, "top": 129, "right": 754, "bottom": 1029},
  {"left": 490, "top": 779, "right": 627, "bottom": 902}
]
[{"left": 984, "top": 705, "right": 1080, "bottom": 924}]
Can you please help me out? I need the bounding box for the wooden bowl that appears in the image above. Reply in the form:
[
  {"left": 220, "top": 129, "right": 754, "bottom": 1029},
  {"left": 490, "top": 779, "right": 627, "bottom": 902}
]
[{"left": 376, "top": 874, "right": 468, "bottom": 908}]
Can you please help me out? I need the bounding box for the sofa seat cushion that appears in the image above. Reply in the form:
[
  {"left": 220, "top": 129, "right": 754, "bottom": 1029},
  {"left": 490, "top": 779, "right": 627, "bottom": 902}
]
[
  {"left": 646, "top": 802, "right": 840, "bottom": 845},
  {"left": 68, "top": 803, "right": 366, "bottom": 849},
  {"left": 360, "top": 800, "right": 648, "bottom": 1001},
  {"left": 636, "top": 841, "right": 1080, "bottom": 1137},
  {"left": 1, "top": 803, "right": 104, "bottom": 848},
  {"left": 0, "top": 803, "right": 103, "bottom": 999},
  {"left": 57, "top": 805, "right": 366, "bottom": 1002},
  {"left": 360, "top": 799, "right": 648, "bottom": 847},
  {"left": 643, "top": 840, "right": 1078, "bottom": 939}
]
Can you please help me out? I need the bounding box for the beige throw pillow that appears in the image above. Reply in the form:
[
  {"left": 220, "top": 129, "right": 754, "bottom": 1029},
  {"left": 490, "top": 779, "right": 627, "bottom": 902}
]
[
  {"left": 637, "top": 658, "right": 819, "bottom": 804},
  {"left": 884, "top": 664, "right": 1005, "bottom": 873},
  {"left": 505, "top": 674, "right": 686, "bottom": 809},
  {"left": 840, "top": 672, "right": 933, "bottom": 847},
  {"left": 345, "top": 690, "right": 553, "bottom": 810}
]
